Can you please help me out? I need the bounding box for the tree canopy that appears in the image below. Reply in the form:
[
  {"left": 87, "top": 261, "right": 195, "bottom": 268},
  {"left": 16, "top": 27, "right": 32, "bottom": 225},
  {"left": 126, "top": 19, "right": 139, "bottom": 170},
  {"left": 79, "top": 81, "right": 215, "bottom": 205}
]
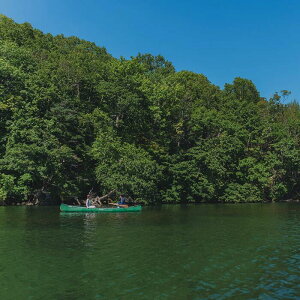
[{"left": 0, "top": 15, "right": 299, "bottom": 204}]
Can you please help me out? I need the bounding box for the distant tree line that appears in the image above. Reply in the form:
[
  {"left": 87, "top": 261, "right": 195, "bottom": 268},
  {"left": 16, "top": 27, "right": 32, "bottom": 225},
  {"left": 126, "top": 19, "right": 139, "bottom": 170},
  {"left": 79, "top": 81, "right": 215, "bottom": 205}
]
[{"left": 0, "top": 15, "right": 299, "bottom": 204}]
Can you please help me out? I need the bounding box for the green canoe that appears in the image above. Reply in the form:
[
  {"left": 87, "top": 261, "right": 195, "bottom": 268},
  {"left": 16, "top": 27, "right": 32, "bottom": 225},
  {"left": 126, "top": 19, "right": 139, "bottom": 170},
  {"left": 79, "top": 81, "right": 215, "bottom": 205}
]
[{"left": 60, "top": 203, "right": 142, "bottom": 213}]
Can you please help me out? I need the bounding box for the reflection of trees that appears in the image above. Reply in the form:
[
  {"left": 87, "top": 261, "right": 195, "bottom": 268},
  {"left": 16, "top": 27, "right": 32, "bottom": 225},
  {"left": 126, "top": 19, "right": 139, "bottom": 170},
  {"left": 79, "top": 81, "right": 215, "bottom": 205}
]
[{"left": 22, "top": 207, "right": 90, "bottom": 299}]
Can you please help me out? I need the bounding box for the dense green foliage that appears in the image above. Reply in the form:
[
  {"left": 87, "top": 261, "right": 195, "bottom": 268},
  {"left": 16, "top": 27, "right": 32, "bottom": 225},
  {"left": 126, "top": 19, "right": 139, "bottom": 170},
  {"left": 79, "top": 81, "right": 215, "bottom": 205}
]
[{"left": 0, "top": 15, "right": 299, "bottom": 204}]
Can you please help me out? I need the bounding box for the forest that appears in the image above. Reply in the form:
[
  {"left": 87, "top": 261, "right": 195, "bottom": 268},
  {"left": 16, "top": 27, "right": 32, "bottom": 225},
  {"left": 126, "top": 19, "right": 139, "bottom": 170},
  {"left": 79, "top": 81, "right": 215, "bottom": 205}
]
[{"left": 0, "top": 15, "right": 299, "bottom": 205}]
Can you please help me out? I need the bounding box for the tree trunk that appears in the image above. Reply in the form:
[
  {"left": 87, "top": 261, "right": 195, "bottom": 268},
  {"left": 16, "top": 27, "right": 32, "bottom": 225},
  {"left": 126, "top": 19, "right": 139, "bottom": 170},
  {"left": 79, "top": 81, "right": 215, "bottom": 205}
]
[{"left": 92, "top": 190, "right": 117, "bottom": 206}]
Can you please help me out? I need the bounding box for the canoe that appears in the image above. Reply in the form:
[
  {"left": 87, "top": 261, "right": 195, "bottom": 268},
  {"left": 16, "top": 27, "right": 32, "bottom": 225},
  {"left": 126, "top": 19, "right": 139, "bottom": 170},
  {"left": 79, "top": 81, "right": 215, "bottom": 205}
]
[{"left": 60, "top": 203, "right": 142, "bottom": 213}]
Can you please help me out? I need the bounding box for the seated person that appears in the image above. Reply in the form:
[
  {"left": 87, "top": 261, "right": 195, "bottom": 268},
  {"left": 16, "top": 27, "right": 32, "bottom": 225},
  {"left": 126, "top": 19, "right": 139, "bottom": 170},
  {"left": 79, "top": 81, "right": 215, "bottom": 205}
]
[
  {"left": 86, "top": 196, "right": 95, "bottom": 208},
  {"left": 118, "top": 194, "right": 127, "bottom": 205},
  {"left": 109, "top": 194, "right": 129, "bottom": 207}
]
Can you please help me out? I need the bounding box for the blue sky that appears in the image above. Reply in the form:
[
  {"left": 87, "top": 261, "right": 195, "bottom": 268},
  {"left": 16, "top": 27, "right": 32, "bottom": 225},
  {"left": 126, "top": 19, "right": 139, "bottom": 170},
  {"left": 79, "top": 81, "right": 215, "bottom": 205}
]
[{"left": 1, "top": 0, "right": 299, "bottom": 102}]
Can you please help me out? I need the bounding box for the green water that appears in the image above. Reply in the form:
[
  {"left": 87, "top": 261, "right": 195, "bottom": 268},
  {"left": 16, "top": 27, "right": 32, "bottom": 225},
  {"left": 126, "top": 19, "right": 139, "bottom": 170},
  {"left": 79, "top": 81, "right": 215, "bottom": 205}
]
[{"left": 0, "top": 204, "right": 299, "bottom": 299}]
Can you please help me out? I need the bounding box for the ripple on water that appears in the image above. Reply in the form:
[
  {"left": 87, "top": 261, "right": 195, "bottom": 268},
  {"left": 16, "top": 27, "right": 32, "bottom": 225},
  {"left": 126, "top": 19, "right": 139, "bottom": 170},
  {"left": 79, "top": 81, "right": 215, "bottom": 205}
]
[{"left": 0, "top": 204, "right": 299, "bottom": 299}]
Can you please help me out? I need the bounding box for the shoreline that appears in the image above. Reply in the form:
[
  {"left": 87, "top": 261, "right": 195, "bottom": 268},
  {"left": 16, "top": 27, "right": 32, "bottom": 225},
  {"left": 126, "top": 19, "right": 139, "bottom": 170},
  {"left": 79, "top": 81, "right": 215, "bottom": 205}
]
[{"left": 1, "top": 199, "right": 299, "bottom": 207}]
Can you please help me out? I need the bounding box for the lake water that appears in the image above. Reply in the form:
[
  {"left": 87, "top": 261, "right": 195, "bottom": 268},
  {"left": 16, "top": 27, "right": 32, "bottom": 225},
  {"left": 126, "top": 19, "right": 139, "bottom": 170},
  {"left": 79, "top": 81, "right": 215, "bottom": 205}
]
[{"left": 0, "top": 203, "right": 299, "bottom": 299}]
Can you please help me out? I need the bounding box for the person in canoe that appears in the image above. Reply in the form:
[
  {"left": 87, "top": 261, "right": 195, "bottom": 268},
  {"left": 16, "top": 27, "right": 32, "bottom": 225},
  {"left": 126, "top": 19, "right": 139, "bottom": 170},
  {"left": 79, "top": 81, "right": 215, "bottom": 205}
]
[
  {"left": 86, "top": 195, "right": 95, "bottom": 208},
  {"left": 119, "top": 194, "right": 127, "bottom": 205},
  {"left": 110, "top": 194, "right": 128, "bottom": 208}
]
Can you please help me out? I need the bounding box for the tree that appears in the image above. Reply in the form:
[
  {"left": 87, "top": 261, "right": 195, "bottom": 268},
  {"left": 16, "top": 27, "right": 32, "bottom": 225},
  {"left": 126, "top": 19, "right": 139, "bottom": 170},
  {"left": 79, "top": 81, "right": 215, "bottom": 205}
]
[
  {"left": 0, "top": 15, "right": 299, "bottom": 205},
  {"left": 91, "top": 131, "right": 161, "bottom": 202}
]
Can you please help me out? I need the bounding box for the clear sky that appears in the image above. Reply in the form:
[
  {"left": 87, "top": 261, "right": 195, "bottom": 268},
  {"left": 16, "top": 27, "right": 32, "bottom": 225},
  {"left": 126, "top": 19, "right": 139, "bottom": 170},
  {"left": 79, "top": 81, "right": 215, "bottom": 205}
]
[{"left": 1, "top": 0, "right": 299, "bottom": 102}]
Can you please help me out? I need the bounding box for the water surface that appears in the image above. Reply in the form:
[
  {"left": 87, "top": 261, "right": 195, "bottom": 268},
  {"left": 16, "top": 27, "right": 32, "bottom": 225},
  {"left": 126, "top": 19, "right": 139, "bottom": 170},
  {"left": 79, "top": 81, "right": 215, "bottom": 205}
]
[{"left": 0, "top": 203, "right": 299, "bottom": 299}]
